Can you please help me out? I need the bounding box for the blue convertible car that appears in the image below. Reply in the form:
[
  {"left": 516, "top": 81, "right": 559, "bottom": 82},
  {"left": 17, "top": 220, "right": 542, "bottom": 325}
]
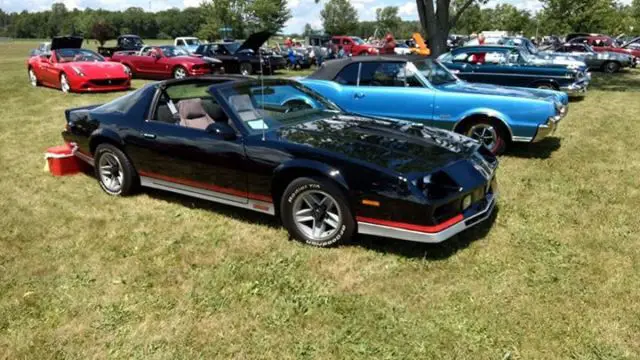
[{"left": 291, "top": 56, "right": 568, "bottom": 154}]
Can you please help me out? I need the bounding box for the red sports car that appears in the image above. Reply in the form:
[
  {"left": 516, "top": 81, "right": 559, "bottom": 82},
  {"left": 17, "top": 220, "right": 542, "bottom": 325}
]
[
  {"left": 110, "top": 45, "right": 222, "bottom": 79},
  {"left": 27, "top": 36, "right": 131, "bottom": 93}
]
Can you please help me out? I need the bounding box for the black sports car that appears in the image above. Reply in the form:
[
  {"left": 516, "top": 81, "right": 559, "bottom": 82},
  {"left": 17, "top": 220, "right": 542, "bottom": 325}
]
[
  {"left": 62, "top": 76, "right": 498, "bottom": 247},
  {"left": 194, "top": 31, "right": 286, "bottom": 75}
]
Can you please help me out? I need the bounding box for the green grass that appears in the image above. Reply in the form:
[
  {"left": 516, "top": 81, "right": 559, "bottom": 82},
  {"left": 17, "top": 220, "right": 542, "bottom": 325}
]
[{"left": 1, "top": 39, "right": 640, "bottom": 359}]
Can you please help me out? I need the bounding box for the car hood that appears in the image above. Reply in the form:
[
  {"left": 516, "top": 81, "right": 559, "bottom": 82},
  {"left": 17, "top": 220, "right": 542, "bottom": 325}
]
[
  {"left": 436, "top": 81, "right": 564, "bottom": 103},
  {"left": 236, "top": 31, "right": 272, "bottom": 54},
  {"left": 276, "top": 114, "right": 480, "bottom": 174},
  {"left": 51, "top": 36, "right": 83, "bottom": 50},
  {"left": 66, "top": 61, "right": 128, "bottom": 77}
]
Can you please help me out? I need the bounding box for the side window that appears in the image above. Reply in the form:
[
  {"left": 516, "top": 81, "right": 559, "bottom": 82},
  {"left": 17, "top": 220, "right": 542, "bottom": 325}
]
[
  {"left": 359, "top": 62, "right": 405, "bottom": 87},
  {"left": 141, "top": 47, "right": 153, "bottom": 56},
  {"left": 342, "top": 39, "right": 351, "bottom": 45},
  {"left": 334, "top": 63, "right": 359, "bottom": 85},
  {"left": 452, "top": 52, "right": 470, "bottom": 62},
  {"left": 331, "top": 38, "right": 340, "bottom": 45},
  {"left": 570, "top": 45, "right": 585, "bottom": 52},
  {"left": 177, "top": 40, "right": 185, "bottom": 46}
]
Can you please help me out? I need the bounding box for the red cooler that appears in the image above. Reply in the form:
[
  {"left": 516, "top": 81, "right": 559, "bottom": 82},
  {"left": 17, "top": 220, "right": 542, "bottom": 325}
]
[{"left": 45, "top": 144, "right": 82, "bottom": 176}]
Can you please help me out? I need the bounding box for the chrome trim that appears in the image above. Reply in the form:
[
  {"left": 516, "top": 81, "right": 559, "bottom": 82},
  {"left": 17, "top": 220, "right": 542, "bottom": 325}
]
[
  {"left": 468, "top": 72, "right": 571, "bottom": 80},
  {"left": 533, "top": 116, "right": 560, "bottom": 142},
  {"left": 512, "top": 136, "right": 534, "bottom": 142},
  {"left": 357, "top": 193, "right": 497, "bottom": 244},
  {"left": 560, "top": 81, "right": 588, "bottom": 97},
  {"left": 453, "top": 112, "right": 514, "bottom": 140},
  {"left": 140, "top": 176, "right": 275, "bottom": 215}
]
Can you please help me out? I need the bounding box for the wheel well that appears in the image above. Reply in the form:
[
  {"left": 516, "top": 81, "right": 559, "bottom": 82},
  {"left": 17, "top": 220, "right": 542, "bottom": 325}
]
[
  {"left": 172, "top": 65, "right": 186, "bottom": 73},
  {"left": 454, "top": 114, "right": 512, "bottom": 143},
  {"left": 89, "top": 135, "right": 124, "bottom": 155}
]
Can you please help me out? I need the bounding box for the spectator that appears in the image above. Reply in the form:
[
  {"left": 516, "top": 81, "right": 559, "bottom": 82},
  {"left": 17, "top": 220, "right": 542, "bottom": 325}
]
[
  {"left": 337, "top": 46, "right": 345, "bottom": 58},
  {"left": 284, "top": 37, "right": 293, "bottom": 48},
  {"left": 471, "top": 34, "right": 486, "bottom": 63},
  {"left": 382, "top": 33, "right": 396, "bottom": 54}
]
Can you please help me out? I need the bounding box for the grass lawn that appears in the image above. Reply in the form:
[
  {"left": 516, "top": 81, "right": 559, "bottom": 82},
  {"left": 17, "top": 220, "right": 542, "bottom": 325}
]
[{"left": 1, "top": 39, "right": 640, "bottom": 359}]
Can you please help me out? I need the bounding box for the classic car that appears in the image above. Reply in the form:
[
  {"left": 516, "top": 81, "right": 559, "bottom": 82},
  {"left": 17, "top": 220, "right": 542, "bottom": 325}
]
[
  {"left": 61, "top": 76, "right": 498, "bottom": 247},
  {"left": 330, "top": 36, "right": 380, "bottom": 56},
  {"left": 97, "top": 34, "right": 146, "bottom": 58},
  {"left": 539, "top": 43, "right": 634, "bottom": 73},
  {"left": 109, "top": 45, "right": 222, "bottom": 79},
  {"left": 282, "top": 46, "right": 313, "bottom": 70},
  {"left": 174, "top": 37, "right": 202, "bottom": 53},
  {"left": 501, "top": 37, "right": 588, "bottom": 68},
  {"left": 589, "top": 37, "right": 640, "bottom": 66},
  {"left": 193, "top": 31, "right": 286, "bottom": 75},
  {"left": 27, "top": 36, "right": 131, "bottom": 93},
  {"left": 29, "top": 42, "right": 51, "bottom": 57},
  {"left": 439, "top": 45, "right": 590, "bottom": 97},
  {"left": 299, "top": 56, "right": 568, "bottom": 154}
]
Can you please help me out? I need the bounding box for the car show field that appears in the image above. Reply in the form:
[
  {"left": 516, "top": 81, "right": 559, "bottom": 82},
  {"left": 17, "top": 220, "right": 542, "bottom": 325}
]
[{"left": 2, "top": 39, "right": 640, "bottom": 359}]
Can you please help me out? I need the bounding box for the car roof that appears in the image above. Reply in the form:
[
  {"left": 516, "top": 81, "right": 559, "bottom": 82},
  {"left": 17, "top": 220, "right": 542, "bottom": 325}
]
[
  {"left": 157, "top": 74, "right": 287, "bottom": 88},
  {"left": 453, "top": 45, "right": 518, "bottom": 52},
  {"left": 307, "top": 55, "right": 434, "bottom": 80}
]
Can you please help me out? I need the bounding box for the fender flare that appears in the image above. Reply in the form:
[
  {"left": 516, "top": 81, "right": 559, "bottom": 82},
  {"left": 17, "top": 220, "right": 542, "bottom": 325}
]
[
  {"left": 453, "top": 109, "right": 514, "bottom": 140},
  {"left": 271, "top": 159, "right": 350, "bottom": 202},
  {"left": 529, "top": 78, "right": 560, "bottom": 90}
]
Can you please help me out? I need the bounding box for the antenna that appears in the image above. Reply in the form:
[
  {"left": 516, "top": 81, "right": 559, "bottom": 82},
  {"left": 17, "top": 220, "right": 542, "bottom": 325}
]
[{"left": 259, "top": 48, "right": 266, "bottom": 141}]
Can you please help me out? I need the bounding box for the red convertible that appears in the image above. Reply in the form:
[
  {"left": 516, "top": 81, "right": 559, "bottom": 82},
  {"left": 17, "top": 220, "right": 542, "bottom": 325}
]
[
  {"left": 110, "top": 45, "right": 221, "bottom": 79},
  {"left": 27, "top": 36, "right": 131, "bottom": 93}
]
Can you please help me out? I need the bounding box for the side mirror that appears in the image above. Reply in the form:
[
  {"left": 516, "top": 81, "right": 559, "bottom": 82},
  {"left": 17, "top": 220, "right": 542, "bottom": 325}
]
[{"left": 206, "top": 122, "right": 236, "bottom": 141}]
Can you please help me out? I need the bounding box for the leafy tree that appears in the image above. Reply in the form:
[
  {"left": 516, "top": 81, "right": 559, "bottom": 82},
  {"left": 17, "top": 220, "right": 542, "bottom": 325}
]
[
  {"left": 375, "top": 6, "right": 402, "bottom": 35},
  {"left": 89, "top": 20, "right": 116, "bottom": 46},
  {"left": 246, "top": 0, "right": 291, "bottom": 34},
  {"left": 321, "top": 0, "right": 358, "bottom": 35},
  {"left": 303, "top": 23, "right": 320, "bottom": 37}
]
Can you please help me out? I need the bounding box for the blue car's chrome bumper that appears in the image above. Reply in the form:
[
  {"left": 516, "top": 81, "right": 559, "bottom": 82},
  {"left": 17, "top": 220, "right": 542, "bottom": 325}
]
[{"left": 561, "top": 81, "right": 588, "bottom": 98}]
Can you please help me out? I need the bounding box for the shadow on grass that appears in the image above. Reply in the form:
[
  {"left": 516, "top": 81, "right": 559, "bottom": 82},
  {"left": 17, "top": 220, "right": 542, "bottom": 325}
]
[
  {"left": 505, "top": 137, "right": 562, "bottom": 159},
  {"left": 353, "top": 206, "right": 500, "bottom": 260},
  {"left": 589, "top": 70, "right": 640, "bottom": 92}
]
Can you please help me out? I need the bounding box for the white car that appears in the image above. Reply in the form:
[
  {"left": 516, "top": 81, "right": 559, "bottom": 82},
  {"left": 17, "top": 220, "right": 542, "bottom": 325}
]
[{"left": 174, "top": 37, "right": 202, "bottom": 53}]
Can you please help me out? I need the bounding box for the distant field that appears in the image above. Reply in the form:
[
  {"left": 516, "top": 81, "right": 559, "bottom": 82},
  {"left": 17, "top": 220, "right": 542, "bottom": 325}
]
[{"left": 1, "top": 40, "right": 640, "bottom": 359}]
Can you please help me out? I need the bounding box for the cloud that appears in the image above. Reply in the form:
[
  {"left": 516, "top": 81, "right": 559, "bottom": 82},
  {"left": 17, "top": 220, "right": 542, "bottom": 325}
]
[{"left": 398, "top": 1, "right": 416, "bottom": 17}]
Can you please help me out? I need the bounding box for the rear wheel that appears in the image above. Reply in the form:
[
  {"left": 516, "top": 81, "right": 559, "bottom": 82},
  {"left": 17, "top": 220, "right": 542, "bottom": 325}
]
[
  {"left": 60, "top": 73, "right": 71, "bottom": 93},
  {"left": 239, "top": 62, "right": 253, "bottom": 75},
  {"left": 94, "top": 144, "right": 139, "bottom": 196},
  {"left": 28, "top": 68, "right": 38, "bottom": 87},
  {"left": 460, "top": 119, "right": 508, "bottom": 155},
  {"left": 603, "top": 61, "right": 620, "bottom": 74},
  {"left": 280, "top": 177, "right": 354, "bottom": 247}
]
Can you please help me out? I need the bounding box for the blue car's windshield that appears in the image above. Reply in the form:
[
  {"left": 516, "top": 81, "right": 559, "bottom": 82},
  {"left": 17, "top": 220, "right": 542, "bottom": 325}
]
[
  {"left": 219, "top": 83, "right": 340, "bottom": 134},
  {"left": 413, "top": 59, "right": 458, "bottom": 85}
]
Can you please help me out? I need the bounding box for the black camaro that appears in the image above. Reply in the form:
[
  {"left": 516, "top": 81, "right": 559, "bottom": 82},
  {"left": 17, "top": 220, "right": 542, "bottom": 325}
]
[{"left": 62, "top": 76, "right": 498, "bottom": 247}]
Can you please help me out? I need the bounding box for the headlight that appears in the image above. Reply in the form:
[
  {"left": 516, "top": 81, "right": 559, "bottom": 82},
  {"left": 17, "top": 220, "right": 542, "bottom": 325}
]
[
  {"left": 462, "top": 195, "right": 472, "bottom": 211},
  {"left": 71, "top": 66, "right": 84, "bottom": 76}
]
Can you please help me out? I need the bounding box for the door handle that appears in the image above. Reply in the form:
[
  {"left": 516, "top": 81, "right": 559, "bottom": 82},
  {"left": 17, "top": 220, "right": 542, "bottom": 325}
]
[
  {"left": 143, "top": 133, "right": 156, "bottom": 139},
  {"left": 354, "top": 92, "right": 365, "bottom": 99}
]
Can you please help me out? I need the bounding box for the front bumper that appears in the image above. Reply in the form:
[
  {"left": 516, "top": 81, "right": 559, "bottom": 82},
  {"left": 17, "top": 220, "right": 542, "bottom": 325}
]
[
  {"left": 560, "top": 81, "right": 588, "bottom": 98},
  {"left": 533, "top": 115, "right": 562, "bottom": 142},
  {"left": 73, "top": 78, "right": 131, "bottom": 92},
  {"left": 357, "top": 191, "right": 498, "bottom": 244}
]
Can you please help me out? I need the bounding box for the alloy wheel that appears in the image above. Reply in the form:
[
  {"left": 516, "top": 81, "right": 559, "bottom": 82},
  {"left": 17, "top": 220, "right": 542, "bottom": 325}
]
[
  {"left": 60, "top": 74, "right": 70, "bottom": 93},
  {"left": 468, "top": 123, "right": 498, "bottom": 151},
  {"left": 29, "top": 69, "right": 37, "bottom": 87},
  {"left": 174, "top": 67, "right": 187, "bottom": 79},
  {"left": 292, "top": 190, "right": 342, "bottom": 242},
  {"left": 98, "top": 152, "right": 124, "bottom": 194}
]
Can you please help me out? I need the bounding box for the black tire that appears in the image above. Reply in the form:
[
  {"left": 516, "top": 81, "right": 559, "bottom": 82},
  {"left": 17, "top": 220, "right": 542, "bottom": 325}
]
[
  {"left": 603, "top": 61, "right": 620, "bottom": 74},
  {"left": 94, "top": 144, "right": 139, "bottom": 196},
  {"left": 459, "top": 118, "right": 508, "bottom": 155},
  {"left": 280, "top": 177, "right": 355, "bottom": 247},
  {"left": 239, "top": 62, "right": 253, "bottom": 75}
]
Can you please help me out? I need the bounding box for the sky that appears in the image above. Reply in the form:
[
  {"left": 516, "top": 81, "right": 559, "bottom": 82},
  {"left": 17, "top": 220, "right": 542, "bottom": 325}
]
[{"left": 0, "top": 0, "right": 633, "bottom": 33}]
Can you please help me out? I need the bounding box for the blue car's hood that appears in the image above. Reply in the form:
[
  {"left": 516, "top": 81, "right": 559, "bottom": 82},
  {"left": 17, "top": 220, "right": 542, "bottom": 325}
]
[{"left": 436, "top": 81, "right": 568, "bottom": 104}]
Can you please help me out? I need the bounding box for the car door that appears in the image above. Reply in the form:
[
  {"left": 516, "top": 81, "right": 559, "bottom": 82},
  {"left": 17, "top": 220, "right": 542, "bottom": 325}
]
[
  {"left": 131, "top": 47, "right": 156, "bottom": 75},
  {"left": 127, "top": 86, "right": 250, "bottom": 204},
  {"left": 333, "top": 61, "right": 435, "bottom": 125},
  {"left": 34, "top": 54, "right": 55, "bottom": 85},
  {"left": 471, "top": 50, "right": 522, "bottom": 87}
]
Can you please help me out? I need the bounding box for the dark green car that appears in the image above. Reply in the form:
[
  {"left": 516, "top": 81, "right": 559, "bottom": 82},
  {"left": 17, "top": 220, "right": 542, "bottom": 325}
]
[{"left": 439, "top": 45, "right": 590, "bottom": 98}]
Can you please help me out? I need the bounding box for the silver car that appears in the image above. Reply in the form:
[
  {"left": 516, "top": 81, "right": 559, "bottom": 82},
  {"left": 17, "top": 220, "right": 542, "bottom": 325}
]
[{"left": 539, "top": 43, "right": 634, "bottom": 73}]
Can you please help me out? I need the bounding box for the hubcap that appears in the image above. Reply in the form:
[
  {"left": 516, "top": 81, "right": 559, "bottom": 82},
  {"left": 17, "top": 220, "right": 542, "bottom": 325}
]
[
  {"left": 29, "top": 70, "right": 37, "bottom": 86},
  {"left": 240, "top": 65, "right": 251, "bottom": 75},
  {"left": 60, "top": 75, "right": 69, "bottom": 93},
  {"left": 468, "top": 124, "right": 498, "bottom": 151},
  {"left": 98, "top": 153, "right": 124, "bottom": 193},
  {"left": 292, "top": 190, "right": 342, "bottom": 242},
  {"left": 174, "top": 68, "right": 186, "bottom": 79}
]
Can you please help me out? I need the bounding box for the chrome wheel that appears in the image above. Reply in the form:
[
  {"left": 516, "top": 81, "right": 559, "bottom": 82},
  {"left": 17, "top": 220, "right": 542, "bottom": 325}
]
[
  {"left": 292, "top": 190, "right": 342, "bottom": 242},
  {"left": 29, "top": 69, "right": 37, "bottom": 87},
  {"left": 240, "top": 63, "right": 252, "bottom": 76},
  {"left": 173, "top": 67, "right": 187, "bottom": 79},
  {"left": 468, "top": 124, "right": 498, "bottom": 151},
  {"left": 60, "top": 74, "right": 70, "bottom": 93},
  {"left": 98, "top": 153, "right": 124, "bottom": 194}
]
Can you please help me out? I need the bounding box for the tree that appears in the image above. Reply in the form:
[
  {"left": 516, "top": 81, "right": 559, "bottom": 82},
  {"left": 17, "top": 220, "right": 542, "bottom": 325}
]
[
  {"left": 321, "top": 0, "right": 358, "bottom": 36},
  {"left": 415, "top": 0, "right": 489, "bottom": 56},
  {"left": 89, "top": 20, "right": 116, "bottom": 46},
  {"left": 538, "top": 0, "right": 618, "bottom": 35},
  {"left": 246, "top": 0, "right": 291, "bottom": 34},
  {"left": 303, "top": 23, "right": 320, "bottom": 37},
  {"left": 376, "top": 6, "right": 402, "bottom": 36}
]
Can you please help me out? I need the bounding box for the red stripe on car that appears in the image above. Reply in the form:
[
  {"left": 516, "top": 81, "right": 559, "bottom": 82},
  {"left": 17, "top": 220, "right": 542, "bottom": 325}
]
[{"left": 356, "top": 214, "right": 464, "bottom": 233}]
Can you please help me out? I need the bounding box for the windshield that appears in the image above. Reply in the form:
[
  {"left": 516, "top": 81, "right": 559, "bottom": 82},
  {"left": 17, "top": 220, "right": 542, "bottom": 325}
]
[
  {"left": 413, "top": 59, "right": 458, "bottom": 85},
  {"left": 56, "top": 49, "right": 104, "bottom": 63},
  {"left": 159, "top": 46, "right": 190, "bottom": 57},
  {"left": 352, "top": 37, "right": 365, "bottom": 45},
  {"left": 224, "top": 42, "right": 241, "bottom": 54},
  {"left": 516, "top": 50, "right": 531, "bottom": 63},
  {"left": 122, "top": 37, "right": 143, "bottom": 47},
  {"left": 219, "top": 82, "right": 340, "bottom": 134},
  {"left": 185, "top": 39, "right": 201, "bottom": 46}
]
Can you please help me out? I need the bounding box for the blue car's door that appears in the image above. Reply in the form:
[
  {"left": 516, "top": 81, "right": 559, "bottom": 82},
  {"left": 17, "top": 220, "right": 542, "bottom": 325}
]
[{"left": 335, "top": 61, "right": 435, "bottom": 124}]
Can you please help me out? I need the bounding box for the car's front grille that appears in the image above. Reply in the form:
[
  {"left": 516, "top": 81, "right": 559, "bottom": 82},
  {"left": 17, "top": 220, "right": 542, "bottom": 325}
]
[{"left": 90, "top": 78, "right": 128, "bottom": 87}]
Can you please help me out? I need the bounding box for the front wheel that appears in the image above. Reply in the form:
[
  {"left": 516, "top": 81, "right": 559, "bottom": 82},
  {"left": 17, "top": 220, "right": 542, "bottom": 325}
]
[
  {"left": 280, "top": 177, "right": 355, "bottom": 247},
  {"left": 60, "top": 73, "right": 71, "bottom": 93},
  {"left": 28, "top": 68, "right": 38, "bottom": 87},
  {"left": 94, "top": 144, "right": 139, "bottom": 196},
  {"left": 173, "top": 66, "right": 187, "bottom": 79},
  {"left": 603, "top": 61, "right": 620, "bottom": 74},
  {"left": 461, "top": 119, "right": 508, "bottom": 155},
  {"left": 239, "top": 62, "right": 253, "bottom": 75}
]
